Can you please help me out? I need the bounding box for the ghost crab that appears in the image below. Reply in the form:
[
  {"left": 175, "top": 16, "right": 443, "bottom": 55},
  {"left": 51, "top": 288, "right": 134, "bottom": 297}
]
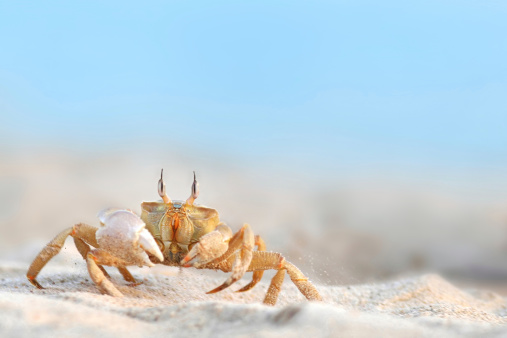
[{"left": 27, "top": 170, "right": 321, "bottom": 305}]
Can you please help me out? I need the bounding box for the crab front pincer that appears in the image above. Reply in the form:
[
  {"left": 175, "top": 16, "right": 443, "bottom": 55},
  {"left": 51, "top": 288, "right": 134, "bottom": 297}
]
[{"left": 96, "top": 208, "right": 163, "bottom": 267}]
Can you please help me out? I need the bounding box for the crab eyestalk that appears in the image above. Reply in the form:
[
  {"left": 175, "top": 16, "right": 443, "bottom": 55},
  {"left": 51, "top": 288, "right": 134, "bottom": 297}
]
[
  {"left": 186, "top": 171, "right": 199, "bottom": 205},
  {"left": 158, "top": 169, "right": 172, "bottom": 204}
]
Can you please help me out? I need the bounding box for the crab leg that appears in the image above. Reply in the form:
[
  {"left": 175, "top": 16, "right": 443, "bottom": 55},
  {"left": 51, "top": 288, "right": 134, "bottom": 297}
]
[
  {"left": 236, "top": 235, "right": 266, "bottom": 292},
  {"left": 205, "top": 224, "right": 254, "bottom": 294},
  {"left": 247, "top": 251, "right": 322, "bottom": 305},
  {"left": 202, "top": 250, "right": 321, "bottom": 305},
  {"left": 74, "top": 231, "right": 139, "bottom": 284},
  {"left": 117, "top": 267, "right": 138, "bottom": 284},
  {"left": 264, "top": 269, "right": 286, "bottom": 305},
  {"left": 27, "top": 227, "right": 73, "bottom": 288},
  {"left": 86, "top": 249, "right": 125, "bottom": 297},
  {"left": 74, "top": 237, "right": 138, "bottom": 283},
  {"left": 73, "top": 237, "right": 111, "bottom": 278},
  {"left": 181, "top": 224, "right": 255, "bottom": 294},
  {"left": 27, "top": 223, "right": 99, "bottom": 288},
  {"left": 27, "top": 223, "right": 139, "bottom": 289},
  {"left": 181, "top": 223, "right": 233, "bottom": 267}
]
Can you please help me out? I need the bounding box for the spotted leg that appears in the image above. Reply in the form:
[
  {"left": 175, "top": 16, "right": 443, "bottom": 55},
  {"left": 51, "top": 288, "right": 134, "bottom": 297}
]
[
  {"left": 246, "top": 251, "right": 322, "bottom": 305},
  {"left": 236, "top": 235, "right": 266, "bottom": 292}
]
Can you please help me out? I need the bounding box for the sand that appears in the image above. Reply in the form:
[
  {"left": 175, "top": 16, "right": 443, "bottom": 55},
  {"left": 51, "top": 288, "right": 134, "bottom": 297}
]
[
  {"left": 2, "top": 150, "right": 507, "bottom": 337},
  {"left": 1, "top": 249, "right": 507, "bottom": 338}
]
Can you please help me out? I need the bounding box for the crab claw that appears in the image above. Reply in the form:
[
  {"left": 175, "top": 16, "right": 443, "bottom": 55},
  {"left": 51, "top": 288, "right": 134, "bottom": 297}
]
[
  {"left": 181, "top": 224, "right": 232, "bottom": 267},
  {"left": 96, "top": 208, "right": 163, "bottom": 266},
  {"left": 138, "top": 227, "right": 164, "bottom": 263}
]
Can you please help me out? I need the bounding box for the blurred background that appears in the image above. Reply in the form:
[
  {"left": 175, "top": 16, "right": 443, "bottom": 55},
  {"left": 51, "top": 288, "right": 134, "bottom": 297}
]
[{"left": 1, "top": 1, "right": 507, "bottom": 290}]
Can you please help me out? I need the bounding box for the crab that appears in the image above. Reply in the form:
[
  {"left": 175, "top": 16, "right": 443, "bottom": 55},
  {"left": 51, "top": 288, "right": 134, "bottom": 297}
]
[{"left": 26, "top": 170, "right": 322, "bottom": 305}]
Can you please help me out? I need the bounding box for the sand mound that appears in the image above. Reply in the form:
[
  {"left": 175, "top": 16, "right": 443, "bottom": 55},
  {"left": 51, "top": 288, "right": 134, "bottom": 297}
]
[
  {"left": 1, "top": 256, "right": 507, "bottom": 337},
  {"left": 323, "top": 274, "right": 507, "bottom": 324}
]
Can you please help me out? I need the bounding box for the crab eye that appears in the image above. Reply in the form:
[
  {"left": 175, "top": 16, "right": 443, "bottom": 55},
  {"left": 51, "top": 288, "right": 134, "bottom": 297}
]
[
  {"left": 191, "top": 171, "right": 199, "bottom": 199},
  {"left": 158, "top": 179, "right": 165, "bottom": 197},
  {"left": 186, "top": 171, "right": 199, "bottom": 205},
  {"left": 158, "top": 169, "right": 166, "bottom": 197},
  {"left": 158, "top": 169, "right": 172, "bottom": 204}
]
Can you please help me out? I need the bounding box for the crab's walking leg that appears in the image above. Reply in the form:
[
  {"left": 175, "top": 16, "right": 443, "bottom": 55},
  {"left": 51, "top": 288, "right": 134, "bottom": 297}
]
[
  {"left": 27, "top": 228, "right": 72, "bottom": 288},
  {"left": 27, "top": 223, "right": 98, "bottom": 288},
  {"left": 73, "top": 237, "right": 110, "bottom": 279},
  {"left": 118, "top": 267, "right": 138, "bottom": 284},
  {"left": 264, "top": 269, "right": 286, "bottom": 305},
  {"left": 247, "top": 251, "right": 322, "bottom": 306},
  {"left": 237, "top": 235, "right": 266, "bottom": 292},
  {"left": 74, "top": 237, "right": 137, "bottom": 284},
  {"left": 86, "top": 249, "right": 124, "bottom": 297},
  {"left": 264, "top": 261, "right": 321, "bottom": 306},
  {"left": 27, "top": 223, "right": 139, "bottom": 289},
  {"left": 206, "top": 224, "right": 255, "bottom": 294}
]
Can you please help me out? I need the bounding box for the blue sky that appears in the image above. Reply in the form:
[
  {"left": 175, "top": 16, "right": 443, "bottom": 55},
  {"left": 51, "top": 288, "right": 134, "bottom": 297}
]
[{"left": 1, "top": 1, "right": 506, "bottom": 171}]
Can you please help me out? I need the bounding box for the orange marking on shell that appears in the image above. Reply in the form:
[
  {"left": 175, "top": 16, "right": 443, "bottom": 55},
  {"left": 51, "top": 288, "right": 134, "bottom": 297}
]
[
  {"left": 171, "top": 214, "right": 180, "bottom": 232},
  {"left": 278, "top": 257, "right": 285, "bottom": 269}
]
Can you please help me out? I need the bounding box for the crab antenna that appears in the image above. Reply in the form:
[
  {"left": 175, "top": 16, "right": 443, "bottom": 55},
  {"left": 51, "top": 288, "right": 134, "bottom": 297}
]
[
  {"left": 186, "top": 171, "right": 199, "bottom": 205},
  {"left": 158, "top": 169, "right": 172, "bottom": 204}
]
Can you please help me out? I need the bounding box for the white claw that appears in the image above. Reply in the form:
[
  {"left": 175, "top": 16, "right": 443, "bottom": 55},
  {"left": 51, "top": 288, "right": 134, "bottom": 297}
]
[
  {"left": 96, "top": 208, "right": 164, "bottom": 266},
  {"left": 138, "top": 228, "right": 164, "bottom": 262}
]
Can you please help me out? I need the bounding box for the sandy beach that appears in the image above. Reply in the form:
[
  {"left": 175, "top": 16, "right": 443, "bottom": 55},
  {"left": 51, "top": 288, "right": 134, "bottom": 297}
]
[
  {"left": 1, "top": 150, "right": 507, "bottom": 337},
  {"left": 2, "top": 251, "right": 507, "bottom": 337}
]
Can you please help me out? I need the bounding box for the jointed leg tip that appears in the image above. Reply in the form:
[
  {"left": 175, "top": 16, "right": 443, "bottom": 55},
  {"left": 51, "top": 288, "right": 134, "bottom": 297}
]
[
  {"left": 207, "top": 280, "right": 236, "bottom": 294},
  {"left": 235, "top": 283, "right": 256, "bottom": 293},
  {"left": 27, "top": 276, "right": 44, "bottom": 289},
  {"left": 206, "top": 287, "right": 224, "bottom": 294}
]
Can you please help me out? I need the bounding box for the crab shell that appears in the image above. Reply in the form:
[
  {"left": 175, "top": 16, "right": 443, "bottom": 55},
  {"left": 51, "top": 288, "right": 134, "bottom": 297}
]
[{"left": 96, "top": 208, "right": 164, "bottom": 267}]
